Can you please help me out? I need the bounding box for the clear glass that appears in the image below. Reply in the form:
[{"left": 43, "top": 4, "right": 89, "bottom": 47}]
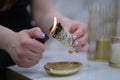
[{"left": 88, "top": 0, "right": 118, "bottom": 61}]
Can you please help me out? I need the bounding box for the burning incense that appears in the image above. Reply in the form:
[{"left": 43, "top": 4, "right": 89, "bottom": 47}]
[{"left": 50, "top": 17, "right": 76, "bottom": 51}]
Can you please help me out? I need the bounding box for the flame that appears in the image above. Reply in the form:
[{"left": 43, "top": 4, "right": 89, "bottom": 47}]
[{"left": 50, "top": 17, "right": 57, "bottom": 35}]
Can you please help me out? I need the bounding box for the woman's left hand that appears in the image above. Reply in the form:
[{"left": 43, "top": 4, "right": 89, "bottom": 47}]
[{"left": 60, "top": 17, "right": 89, "bottom": 53}]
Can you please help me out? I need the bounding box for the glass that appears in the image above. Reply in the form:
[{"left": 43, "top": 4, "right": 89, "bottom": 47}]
[
  {"left": 109, "top": 37, "right": 120, "bottom": 68},
  {"left": 88, "top": 0, "right": 118, "bottom": 61}
]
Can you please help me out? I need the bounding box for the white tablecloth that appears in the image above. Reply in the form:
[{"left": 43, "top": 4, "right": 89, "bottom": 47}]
[{"left": 8, "top": 39, "right": 120, "bottom": 80}]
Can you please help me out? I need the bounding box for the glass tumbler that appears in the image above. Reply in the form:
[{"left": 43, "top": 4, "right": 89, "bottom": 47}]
[{"left": 88, "top": 0, "right": 118, "bottom": 61}]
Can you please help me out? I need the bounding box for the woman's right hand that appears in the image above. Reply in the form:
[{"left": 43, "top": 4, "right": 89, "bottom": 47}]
[{"left": 7, "top": 27, "right": 46, "bottom": 68}]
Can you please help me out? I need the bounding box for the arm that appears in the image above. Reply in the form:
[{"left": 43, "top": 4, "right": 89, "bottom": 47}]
[
  {"left": 31, "top": 0, "right": 63, "bottom": 34},
  {"left": 0, "top": 25, "right": 15, "bottom": 51},
  {"left": 31, "top": 0, "right": 89, "bottom": 52}
]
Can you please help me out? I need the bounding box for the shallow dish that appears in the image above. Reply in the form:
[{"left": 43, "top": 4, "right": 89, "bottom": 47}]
[{"left": 44, "top": 61, "right": 82, "bottom": 76}]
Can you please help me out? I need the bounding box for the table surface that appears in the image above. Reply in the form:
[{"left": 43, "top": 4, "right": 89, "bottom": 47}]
[{"left": 8, "top": 40, "right": 120, "bottom": 80}]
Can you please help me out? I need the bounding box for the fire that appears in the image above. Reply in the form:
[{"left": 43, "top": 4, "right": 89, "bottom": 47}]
[{"left": 50, "top": 17, "right": 57, "bottom": 35}]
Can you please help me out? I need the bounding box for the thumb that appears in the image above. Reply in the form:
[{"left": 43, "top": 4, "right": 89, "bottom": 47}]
[{"left": 26, "top": 27, "right": 45, "bottom": 39}]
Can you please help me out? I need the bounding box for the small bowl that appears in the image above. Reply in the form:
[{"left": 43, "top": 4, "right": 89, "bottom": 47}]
[{"left": 44, "top": 61, "right": 82, "bottom": 76}]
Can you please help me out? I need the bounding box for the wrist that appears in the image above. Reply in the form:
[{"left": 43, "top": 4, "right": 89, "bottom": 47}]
[
  {"left": 0, "top": 26, "right": 16, "bottom": 52},
  {"left": 4, "top": 31, "right": 16, "bottom": 53}
]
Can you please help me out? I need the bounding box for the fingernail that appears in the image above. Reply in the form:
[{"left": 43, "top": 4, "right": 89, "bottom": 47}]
[
  {"left": 40, "top": 32, "right": 45, "bottom": 37},
  {"left": 75, "top": 41, "right": 79, "bottom": 46},
  {"left": 72, "top": 35, "right": 77, "bottom": 40},
  {"left": 73, "top": 41, "right": 79, "bottom": 47}
]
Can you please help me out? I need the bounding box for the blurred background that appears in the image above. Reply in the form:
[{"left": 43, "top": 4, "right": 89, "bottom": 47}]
[
  {"left": 46, "top": 0, "right": 120, "bottom": 51},
  {"left": 54, "top": 0, "right": 120, "bottom": 25}
]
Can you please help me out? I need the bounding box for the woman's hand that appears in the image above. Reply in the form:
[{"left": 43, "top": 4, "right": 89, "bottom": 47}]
[
  {"left": 7, "top": 27, "right": 46, "bottom": 68},
  {"left": 60, "top": 18, "right": 89, "bottom": 53}
]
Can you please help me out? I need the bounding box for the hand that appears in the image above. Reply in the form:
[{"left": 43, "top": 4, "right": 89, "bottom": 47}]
[
  {"left": 60, "top": 18, "right": 89, "bottom": 53},
  {"left": 7, "top": 27, "right": 46, "bottom": 68}
]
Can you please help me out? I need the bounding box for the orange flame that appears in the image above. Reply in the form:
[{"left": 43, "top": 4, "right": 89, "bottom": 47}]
[{"left": 50, "top": 17, "right": 57, "bottom": 35}]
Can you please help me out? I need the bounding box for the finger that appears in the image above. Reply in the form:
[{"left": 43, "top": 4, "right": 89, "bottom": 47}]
[
  {"left": 73, "top": 33, "right": 88, "bottom": 48},
  {"left": 18, "top": 58, "right": 38, "bottom": 68},
  {"left": 72, "top": 24, "right": 87, "bottom": 40},
  {"left": 28, "top": 40, "right": 45, "bottom": 54},
  {"left": 68, "top": 50, "right": 74, "bottom": 54},
  {"left": 76, "top": 42, "right": 89, "bottom": 53},
  {"left": 26, "top": 27, "right": 45, "bottom": 39},
  {"left": 18, "top": 50, "right": 42, "bottom": 68},
  {"left": 26, "top": 50, "right": 43, "bottom": 61},
  {"left": 21, "top": 39, "right": 45, "bottom": 54}
]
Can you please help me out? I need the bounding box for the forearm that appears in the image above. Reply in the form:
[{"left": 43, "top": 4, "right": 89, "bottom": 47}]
[
  {"left": 0, "top": 25, "right": 15, "bottom": 51},
  {"left": 31, "top": 0, "right": 64, "bottom": 34}
]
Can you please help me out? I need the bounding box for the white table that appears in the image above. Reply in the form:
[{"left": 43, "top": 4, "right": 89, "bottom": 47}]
[{"left": 7, "top": 39, "right": 120, "bottom": 80}]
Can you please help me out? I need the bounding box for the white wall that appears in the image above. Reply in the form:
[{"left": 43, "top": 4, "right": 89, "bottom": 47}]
[{"left": 54, "top": 0, "right": 120, "bottom": 35}]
